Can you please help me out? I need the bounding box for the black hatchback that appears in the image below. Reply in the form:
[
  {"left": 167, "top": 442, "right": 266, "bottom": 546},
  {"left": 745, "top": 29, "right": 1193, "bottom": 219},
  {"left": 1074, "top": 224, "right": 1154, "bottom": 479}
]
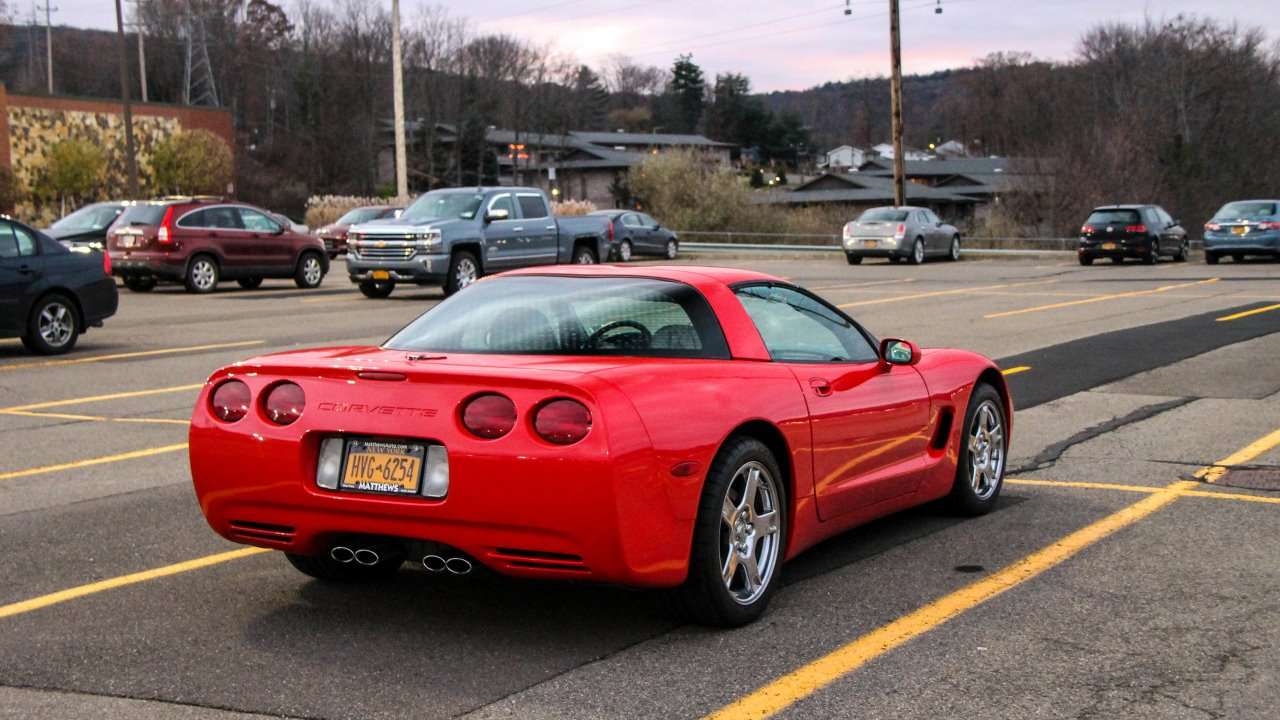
[
  {"left": 0, "top": 217, "right": 118, "bottom": 354},
  {"left": 1078, "top": 205, "right": 1189, "bottom": 265}
]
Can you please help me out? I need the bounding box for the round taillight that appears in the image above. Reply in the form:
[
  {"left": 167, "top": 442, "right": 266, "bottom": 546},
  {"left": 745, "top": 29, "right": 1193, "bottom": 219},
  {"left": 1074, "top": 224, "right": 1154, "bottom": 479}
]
[
  {"left": 263, "top": 382, "right": 305, "bottom": 425},
  {"left": 210, "top": 380, "right": 250, "bottom": 423},
  {"left": 461, "top": 393, "right": 516, "bottom": 439},
  {"left": 533, "top": 399, "right": 591, "bottom": 445}
]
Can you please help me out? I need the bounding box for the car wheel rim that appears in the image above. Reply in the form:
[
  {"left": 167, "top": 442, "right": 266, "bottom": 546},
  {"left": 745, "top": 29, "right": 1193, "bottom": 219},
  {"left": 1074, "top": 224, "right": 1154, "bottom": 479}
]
[
  {"left": 38, "top": 302, "right": 73, "bottom": 346},
  {"left": 192, "top": 261, "right": 215, "bottom": 289},
  {"left": 303, "top": 257, "right": 322, "bottom": 285},
  {"left": 576, "top": 251, "right": 596, "bottom": 264},
  {"left": 915, "top": 241, "right": 924, "bottom": 263},
  {"left": 620, "top": 242, "right": 632, "bottom": 261},
  {"left": 455, "top": 258, "right": 477, "bottom": 288},
  {"left": 951, "top": 238, "right": 960, "bottom": 260},
  {"left": 719, "top": 460, "right": 781, "bottom": 606},
  {"left": 967, "top": 400, "right": 1005, "bottom": 501},
  {"left": 667, "top": 241, "right": 677, "bottom": 259}
]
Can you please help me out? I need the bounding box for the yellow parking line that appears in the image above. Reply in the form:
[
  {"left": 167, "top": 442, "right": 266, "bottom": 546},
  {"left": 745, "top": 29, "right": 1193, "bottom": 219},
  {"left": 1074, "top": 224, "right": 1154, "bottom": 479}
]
[
  {"left": 1216, "top": 303, "right": 1280, "bottom": 322},
  {"left": 0, "top": 383, "right": 203, "bottom": 413},
  {"left": 0, "top": 409, "right": 189, "bottom": 425},
  {"left": 1006, "top": 478, "right": 1159, "bottom": 494},
  {"left": 983, "top": 278, "right": 1220, "bottom": 319},
  {"left": 839, "top": 279, "right": 1056, "bottom": 309},
  {"left": 1196, "top": 427, "right": 1280, "bottom": 483},
  {"left": 706, "top": 481, "right": 1197, "bottom": 720},
  {"left": 0, "top": 547, "right": 271, "bottom": 620},
  {"left": 708, "top": 426, "right": 1280, "bottom": 719},
  {"left": 0, "top": 341, "right": 264, "bottom": 372},
  {"left": 1179, "top": 489, "right": 1280, "bottom": 505},
  {"left": 0, "top": 443, "right": 188, "bottom": 482},
  {"left": 810, "top": 278, "right": 917, "bottom": 291},
  {"left": 1001, "top": 366, "right": 1031, "bottom": 376}
]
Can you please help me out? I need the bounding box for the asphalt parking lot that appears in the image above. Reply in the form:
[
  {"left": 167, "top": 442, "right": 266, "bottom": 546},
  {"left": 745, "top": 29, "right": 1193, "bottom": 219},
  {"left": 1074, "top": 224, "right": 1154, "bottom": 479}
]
[{"left": 2, "top": 254, "right": 1278, "bottom": 719}]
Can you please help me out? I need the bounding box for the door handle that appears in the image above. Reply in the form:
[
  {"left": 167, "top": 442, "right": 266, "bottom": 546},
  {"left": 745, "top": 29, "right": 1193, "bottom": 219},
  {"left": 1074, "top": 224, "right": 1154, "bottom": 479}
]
[
  {"left": 809, "top": 378, "right": 833, "bottom": 397},
  {"left": 545, "top": 225, "right": 556, "bottom": 230},
  {"left": 17, "top": 264, "right": 35, "bottom": 275},
  {"left": 512, "top": 226, "right": 524, "bottom": 232}
]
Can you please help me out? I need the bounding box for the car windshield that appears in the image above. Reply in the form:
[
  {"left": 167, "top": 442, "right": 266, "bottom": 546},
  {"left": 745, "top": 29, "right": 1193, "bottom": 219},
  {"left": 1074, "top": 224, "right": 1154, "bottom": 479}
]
[
  {"left": 337, "top": 207, "right": 386, "bottom": 225},
  {"left": 386, "top": 276, "right": 730, "bottom": 359},
  {"left": 50, "top": 204, "right": 122, "bottom": 232},
  {"left": 117, "top": 204, "right": 167, "bottom": 226},
  {"left": 858, "top": 209, "right": 909, "bottom": 222},
  {"left": 1086, "top": 209, "right": 1141, "bottom": 225},
  {"left": 401, "top": 191, "right": 484, "bottom": 223},
  {"left": 1213, "top": 201, "right": 1277, "bottom": 220}
]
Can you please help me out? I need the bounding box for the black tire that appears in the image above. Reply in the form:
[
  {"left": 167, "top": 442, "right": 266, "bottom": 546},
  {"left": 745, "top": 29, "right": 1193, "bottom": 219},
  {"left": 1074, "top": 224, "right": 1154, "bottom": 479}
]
[
  {"left": 1205, "top": 252, "right": 1219, "bottom": 265},
  {"left": 618, "top": 240, "right": 633, "bottom": 262},
  {"left": 1078, "top": 255, "right": 1093, "bottom": 266},
  {"left": 445, "top": 249, "right": 481, "bottom": 296},
  {"left": 1110, "top": 256, "right": 1124, "bottom": 264},
  {"left": 1232, "top": 253, "right": 1244, "bottom": 263},
  {"left": 946, "top": 383, "right": 1007, "bottom": 516},
  {"left": 845, "top": 253, "right": 863, "bottom": 265},
  {"left": 359, "top": 280, "right": 394, "bottom": 299},
  {"left": 237, "top": 276, "right": 263, "bottom": 290},
  {"left": 948, "top": 235, "right": 961, "bottom": 261},
  {"left": 294, "top": 252, "right": 325, "bottom": 289},
  {"left": 184, "top": 254, "right": 220, "bottom": 293},
  {"left": 1173, "top": 239, "right": 1188, "bottom": 262},
  {"left": 908, "top": 238, "right": 925, "bottom": 265},
  {"left": 124, "top": 276, "right": 156, "bottom": 292},
  {"left": 672, "top": 436, "right": 786, "bottom": 627},
  {"left": 285, "top": 551, "right": 402, "bottom": 583},
  {"left": 21, "top": 293, "right": 79, "bottom": 355},
  {"left": 888, "top": 255, "right": 901, "bottom": 264},
  {"left": 573, "top": 244, "right": 599, "bottom": 265},
  {"left": 1143, "top": 245, "right": 1158, "bottom": 264}
]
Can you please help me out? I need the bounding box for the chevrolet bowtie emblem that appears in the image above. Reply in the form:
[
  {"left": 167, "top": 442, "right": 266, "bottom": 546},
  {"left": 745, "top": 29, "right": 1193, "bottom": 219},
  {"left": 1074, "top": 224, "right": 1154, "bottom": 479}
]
[{"left": 376, "top": 241, "right": 387, "bottom": 248}]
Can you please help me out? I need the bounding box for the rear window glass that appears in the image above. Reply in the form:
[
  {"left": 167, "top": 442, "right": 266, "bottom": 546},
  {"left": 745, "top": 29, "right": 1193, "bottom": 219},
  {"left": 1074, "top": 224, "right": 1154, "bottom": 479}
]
[
  {"left": 517, "top": 195, "right": 548, "bottom": 219},
  {"left": 858, "top": 209, "right": 909, "bottom": 222},
  {"left": 117, "top": 205, "right": 167, "bottom": 226},
  {"left": 1086, "top": 209, "right": 1140, "bottom": 225},
  {"left": 386, "top": 276, "right": 729, "bottom": 359},
  {"left": 1213, "top": 202, "right": 1277, "bottom": 220}
]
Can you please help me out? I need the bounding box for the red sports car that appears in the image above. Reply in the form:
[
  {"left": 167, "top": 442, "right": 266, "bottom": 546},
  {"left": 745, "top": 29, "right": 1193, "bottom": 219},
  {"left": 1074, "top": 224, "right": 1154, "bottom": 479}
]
[{"left": 189, "top": 265, "right": 1011, "bottom": 626}]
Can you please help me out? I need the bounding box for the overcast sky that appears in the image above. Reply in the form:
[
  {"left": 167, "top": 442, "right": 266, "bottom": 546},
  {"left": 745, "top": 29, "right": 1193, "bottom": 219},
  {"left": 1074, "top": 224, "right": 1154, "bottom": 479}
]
[{"left": 55, "top": 0, "right": 1277, "bottom": 92}]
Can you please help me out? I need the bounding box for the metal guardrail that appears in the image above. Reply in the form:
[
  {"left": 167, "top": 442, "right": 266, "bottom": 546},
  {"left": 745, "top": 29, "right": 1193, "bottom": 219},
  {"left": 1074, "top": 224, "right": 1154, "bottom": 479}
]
[
  {"left": 675, "top": 230, "right": 1206, "bottom": 257},
  {"left": 681, "top": 242, "right": 1073, "bottom": 257}
]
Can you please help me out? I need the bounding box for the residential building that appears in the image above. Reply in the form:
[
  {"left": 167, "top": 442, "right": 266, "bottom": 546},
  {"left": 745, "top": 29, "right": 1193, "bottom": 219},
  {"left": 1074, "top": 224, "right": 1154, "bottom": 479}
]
[
  {"left": 870, "top": 142, "right": 933, "bottom": 162},
  {"left": 819, "top": 145, "right": 871, "bottom": 171},
  {"left": 752, "top": 172, "right": 976, "bottom": 223}
]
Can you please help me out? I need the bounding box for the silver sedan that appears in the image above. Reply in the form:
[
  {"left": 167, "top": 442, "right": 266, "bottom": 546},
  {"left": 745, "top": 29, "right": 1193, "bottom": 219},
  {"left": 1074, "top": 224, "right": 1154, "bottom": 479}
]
[{"left": 841, "top": 206, "right": 962, "bottom": 265}]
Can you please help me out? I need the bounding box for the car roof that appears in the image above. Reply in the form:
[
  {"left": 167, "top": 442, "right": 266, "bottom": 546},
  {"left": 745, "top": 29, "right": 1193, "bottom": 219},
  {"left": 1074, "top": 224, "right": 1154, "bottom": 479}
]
[
  {"left": 1091, "top": 204, "right": 1152, "bottom": 210},
  {"left": 502, "top": 264, "right": 780, "bottom": 287}
]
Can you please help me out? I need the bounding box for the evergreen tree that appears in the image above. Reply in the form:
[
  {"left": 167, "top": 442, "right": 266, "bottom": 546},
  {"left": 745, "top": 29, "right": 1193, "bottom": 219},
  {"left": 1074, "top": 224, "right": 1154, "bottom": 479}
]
[
  {"left": 665, "top": 55, "right": 706, "bottom": 133},
  {"left": 572, "top": 65, "right": 611, "bottom": 130}
]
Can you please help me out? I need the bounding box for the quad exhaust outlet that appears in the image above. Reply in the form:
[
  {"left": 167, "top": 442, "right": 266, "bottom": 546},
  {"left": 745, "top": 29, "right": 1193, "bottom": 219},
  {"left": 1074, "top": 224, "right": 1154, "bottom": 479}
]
[
  {"left": 330, "top": 545, "right": 381, "bottom": 566},
  {"left": 422, "top": 554, "right": 472, "bottom": 575}
]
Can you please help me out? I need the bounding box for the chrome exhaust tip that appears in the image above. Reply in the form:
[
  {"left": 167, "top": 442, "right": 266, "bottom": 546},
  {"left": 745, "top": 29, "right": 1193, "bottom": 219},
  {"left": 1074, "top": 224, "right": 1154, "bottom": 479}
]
[
  {"left": 445, "top": 557, "right": 473, "bottom": 575},
  {"left": 330, "top": 546, "right": 355, "bottom": 564},
  {"left": 353, "top": 548, "right": 380, "bottom": 566},
  {"left": 422, "top": 554, "right": 447, "bottom": 572}
]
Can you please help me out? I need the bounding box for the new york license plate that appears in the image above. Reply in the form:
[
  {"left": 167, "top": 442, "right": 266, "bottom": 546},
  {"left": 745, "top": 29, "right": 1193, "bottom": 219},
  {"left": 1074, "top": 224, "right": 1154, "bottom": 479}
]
[
  {"left": 371, "top": 270, "right": 391, "bottom": 280},
  {"left": 863, "top": 239, "right": 878, "bottom": 248},
  {"left": 1232, "top": 226, "right": 1248, "bottom": 235},
  {"left": 1101, "top": 242, "right": 1117, "bottom": 250},
  {"left": 340, "top": 440, "right": 424, "bottom": 495}
]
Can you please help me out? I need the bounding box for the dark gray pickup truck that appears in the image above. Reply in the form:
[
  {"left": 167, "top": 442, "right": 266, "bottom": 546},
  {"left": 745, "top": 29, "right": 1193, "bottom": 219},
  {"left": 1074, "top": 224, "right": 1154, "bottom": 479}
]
[{"left": 346, "top": 187, "right": 614, "bottom": 297}]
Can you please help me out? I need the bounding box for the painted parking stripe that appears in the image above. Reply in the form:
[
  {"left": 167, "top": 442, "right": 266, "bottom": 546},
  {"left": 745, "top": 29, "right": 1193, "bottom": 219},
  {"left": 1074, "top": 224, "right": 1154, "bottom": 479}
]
[
  {"left": 838, "top": 279, "right": 1056, "bottom": 309},
  {"left": 0, "top": 409, "right": 189, "bottom": 426},
  {"left": 983, "top": 278, "right": 1220, "bottom": 319},
  {"left": 705, "top": 426, "right": 1280, "bottom": 719},
  {"left": 1007, "top": 478, "right": 1280, "bottom": 506},
  {"left": 0, "top": 383, "right": 203, "bottom": 413},
  {"left": 0, "top": 341, "right": 264, "bottom": 372},
  {"left": 1216, "top": 303, "right": 1280, "bottom": 322},
  {"left": 1000, "top": 366, "right": 1031, "bottom": 376},
  {"left": 0, "top": 443, "right": 188, "bottom": 482},
  {"left": 0, "top": 548, "right": 270, "bottom": 620}
]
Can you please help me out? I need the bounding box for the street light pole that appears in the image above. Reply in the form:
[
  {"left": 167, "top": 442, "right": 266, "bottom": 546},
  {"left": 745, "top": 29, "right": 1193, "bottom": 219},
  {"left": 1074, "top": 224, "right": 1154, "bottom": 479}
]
[
  {"left": 114, "top": 0, "right": 139, "bottom": 197},
  {"left": 889, "top": 0, "right": 905, "bottom": 207},
  {"left": 391, "top": 0, "right": 408, "bottom": 202}
]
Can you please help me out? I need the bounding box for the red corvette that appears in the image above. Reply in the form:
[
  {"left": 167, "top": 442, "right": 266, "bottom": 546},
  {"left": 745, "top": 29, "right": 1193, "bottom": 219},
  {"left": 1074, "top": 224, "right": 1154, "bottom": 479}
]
[{"left": 189, "top": 265, "right": 1011, "bottom": 626}]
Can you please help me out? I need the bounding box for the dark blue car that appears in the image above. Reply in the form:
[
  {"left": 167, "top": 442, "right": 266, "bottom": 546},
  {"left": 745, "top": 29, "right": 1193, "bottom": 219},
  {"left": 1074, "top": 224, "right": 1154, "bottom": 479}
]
[
  {"left": 0, "top": 216, "right": 118, "bottom": 354},
  {"left": 1203, "top": 200, "right": 1280, "bottom": 264}
]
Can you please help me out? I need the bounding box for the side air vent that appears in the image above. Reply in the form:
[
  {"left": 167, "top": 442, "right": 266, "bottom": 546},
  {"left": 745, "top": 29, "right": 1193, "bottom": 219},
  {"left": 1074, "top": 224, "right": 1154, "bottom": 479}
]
[
  {"left": 489, "top": 548, "right": 589, "bottom": 573},
  {"left": 930, "top": 408, "right": 955, "bottom": 450},
  {"left": 229, "top": 520, "right": 296, "bottom": 545}
]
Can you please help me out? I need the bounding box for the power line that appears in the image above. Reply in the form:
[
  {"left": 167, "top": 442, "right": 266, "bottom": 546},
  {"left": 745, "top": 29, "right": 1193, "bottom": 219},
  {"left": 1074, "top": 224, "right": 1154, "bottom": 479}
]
[{"left": 640, "top": 1, "right": 881, "bottom": 55}]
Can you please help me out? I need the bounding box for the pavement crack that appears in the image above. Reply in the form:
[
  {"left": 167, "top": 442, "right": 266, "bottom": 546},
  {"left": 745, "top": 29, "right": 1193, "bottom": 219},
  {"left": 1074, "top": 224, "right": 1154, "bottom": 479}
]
[{"left": 1010, "top": 396, "right": 1195, "bottom": 474}]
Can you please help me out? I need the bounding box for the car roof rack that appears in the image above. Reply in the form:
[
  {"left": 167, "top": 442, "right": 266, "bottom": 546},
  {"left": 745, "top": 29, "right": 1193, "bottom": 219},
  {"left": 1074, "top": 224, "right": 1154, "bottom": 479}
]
[{"left": 155, "top": 195, "right": 225, "bottom": 203}]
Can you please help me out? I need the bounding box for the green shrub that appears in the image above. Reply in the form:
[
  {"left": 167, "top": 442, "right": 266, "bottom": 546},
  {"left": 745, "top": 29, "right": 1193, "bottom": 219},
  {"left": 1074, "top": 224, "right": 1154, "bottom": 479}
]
[{"left": 151, "top": 129, "right": 234, "bottom": 196}]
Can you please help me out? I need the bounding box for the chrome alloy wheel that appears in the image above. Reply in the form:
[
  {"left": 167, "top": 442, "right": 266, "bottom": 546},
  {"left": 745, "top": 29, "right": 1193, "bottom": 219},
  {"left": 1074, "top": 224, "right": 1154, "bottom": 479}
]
[
  {"left": 720, "top": 460, "right": 781, "bottom": 605},
  {"left": 619, "top": 240, "right": 633, "bottom": 262},
  {"left": 190, "top": 259, "right": 217, "bottom": 290},
  {"left": 666, "top": 239, "right": 678, "bottom": 259},
  {"left": 454, "top": 256, "right": 478, "bottom": 288},
  {"left": 913, "top": 239, "right": 926, "bottom": 264},
  {"left": 302, "top": 255, "right": 323, "bottom": 285},
  {"left": 968, "top": 400, "right": 1005, "bottom": 501},
  {"left": 38, "top": 301, "right": 74, "bottom": 347},
  {"left": 950, "top": 237, "right": 961, "bottom": 261}
]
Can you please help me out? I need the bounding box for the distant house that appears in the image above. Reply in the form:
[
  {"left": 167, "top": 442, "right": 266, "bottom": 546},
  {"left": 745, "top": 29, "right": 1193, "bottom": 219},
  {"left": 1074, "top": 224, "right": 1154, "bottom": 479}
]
[
  {"left": 854, "top": 156, "right": 1052, "bottom": 224},
  {"left": 933, "top": 139, "right": 968, "bottom": 159},
  {"left": 870, "top": 142, "right": 933, "bottom": 162},
  {"left": 752, "top": 172, "right": 976, "bottom": 223},
  {"left": 819, "top": 145, "right": 871, "bottom": 171}
]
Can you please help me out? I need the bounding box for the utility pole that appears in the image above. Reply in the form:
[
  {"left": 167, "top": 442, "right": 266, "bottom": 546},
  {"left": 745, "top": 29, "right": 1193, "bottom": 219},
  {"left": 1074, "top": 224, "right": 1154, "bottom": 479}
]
[
  {"left": 391, "top": 0, "right": 408, "bottom": 201},
  {"left": 888, "top": 0, "right": 905, "bottom": 207},
  {"left": 37, "top": 0, "right": 55, "bottom": 93},
  {"left": 114, "top": 0, "right": 139, "bottom": 197},
  {"left": 131, "top": 0, "right": 147, "bottom": 102}
]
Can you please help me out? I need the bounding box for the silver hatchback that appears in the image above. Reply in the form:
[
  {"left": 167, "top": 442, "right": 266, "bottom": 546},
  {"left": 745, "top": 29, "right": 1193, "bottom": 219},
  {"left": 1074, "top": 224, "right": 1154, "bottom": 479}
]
[{"left": 842, "top": 206, "right": 961, "bottom": 265}]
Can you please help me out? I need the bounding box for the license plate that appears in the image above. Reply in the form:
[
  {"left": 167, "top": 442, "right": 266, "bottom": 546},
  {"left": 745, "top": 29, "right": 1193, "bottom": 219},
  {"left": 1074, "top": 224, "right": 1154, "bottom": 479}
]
[
  {"left": 1232, "top": 226, "right": 1248, "bottom": 235},
  {"left": 118, "top": 236, "right": 136, "bottom": 248},
  {"left": 340, "top": 440, "right": 424, "bottom": 496},
  {"left": 863, "top": 239, "right": 878, "bottom": 248},
  {"left": 1101, "top": 242, "right": 1117, "bottom": 250},
  {"left": 371, "top": 270, "right": 391, "bottom": 280}
]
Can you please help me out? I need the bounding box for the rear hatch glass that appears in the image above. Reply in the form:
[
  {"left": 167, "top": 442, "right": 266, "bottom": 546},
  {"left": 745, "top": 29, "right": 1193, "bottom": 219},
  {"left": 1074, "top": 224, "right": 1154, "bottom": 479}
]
[
  {"left": 1085, "top": 209, "right": 1142, "bottom": 238},
  {"left": 118, "top": 205, "right": 167, "bottom": 226},
  {"left": 110, "top": 204, "right": 168, "bottom": 250}
]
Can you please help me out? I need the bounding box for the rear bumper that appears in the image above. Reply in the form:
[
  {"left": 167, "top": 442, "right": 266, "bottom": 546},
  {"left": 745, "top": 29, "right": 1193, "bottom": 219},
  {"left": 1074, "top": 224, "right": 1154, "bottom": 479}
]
[
  {"left": 109, "top": 251, "right": 186, "bottom": 280},
  {"left": 347, "top": 253, "right": 450, "bottom": 285},
  {"left": 80, "top": 276, "right": 118, "bottom": 326},
  {"left": 1078, "top": 238, "right": 1156, "bottom": 258},
  {"left": 1203, "top": 232, "right": 1280, "bottom": 254},
  {"left": 843, "top": 239, "right": 907, "bottom": 258}
]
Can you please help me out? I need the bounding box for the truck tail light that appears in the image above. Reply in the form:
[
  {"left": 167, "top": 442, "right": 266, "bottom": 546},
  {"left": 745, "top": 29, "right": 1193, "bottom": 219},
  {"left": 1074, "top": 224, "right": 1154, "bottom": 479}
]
[
  {"left": 533, "top": 399, "right": 591, "bottom": 445},
  {"left": 263, "top": 382, "right": 305, "bottom": 425},
  {"left": 607, "top": 221, "right": 615, "bottom": 242},
  {"left": 157, "top": 207, "right": 176, "bottom": 246},
  {"left": 210, "top": 380, "right": 251, "bottom": 423},
  {"left": 461, "top": 393, "right": 516, "bottom": 439}
]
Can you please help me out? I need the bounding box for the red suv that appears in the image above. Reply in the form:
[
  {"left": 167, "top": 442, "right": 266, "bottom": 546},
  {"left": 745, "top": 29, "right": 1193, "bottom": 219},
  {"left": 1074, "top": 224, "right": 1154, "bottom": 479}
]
[{"left": 107, "top": 198, "right": 329, "bottom": 293}]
